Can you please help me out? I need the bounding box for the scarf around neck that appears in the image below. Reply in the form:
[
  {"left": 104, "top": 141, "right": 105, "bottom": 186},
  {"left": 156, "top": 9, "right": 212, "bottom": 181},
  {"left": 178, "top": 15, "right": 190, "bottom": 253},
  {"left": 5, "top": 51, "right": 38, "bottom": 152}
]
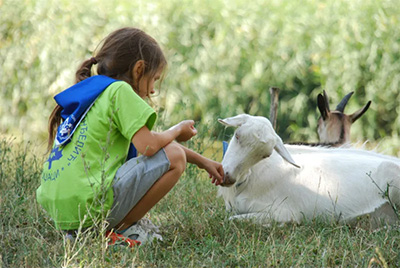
[{"left": 54, "top": 75, "right": 137, "bottom": 159}]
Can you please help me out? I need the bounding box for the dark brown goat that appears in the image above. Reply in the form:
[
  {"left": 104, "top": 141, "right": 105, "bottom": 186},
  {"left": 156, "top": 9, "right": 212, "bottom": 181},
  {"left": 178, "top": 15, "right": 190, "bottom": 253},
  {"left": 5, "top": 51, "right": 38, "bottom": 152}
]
[{"left": 317, "top": 90, "right": 371, "bottom": 146}]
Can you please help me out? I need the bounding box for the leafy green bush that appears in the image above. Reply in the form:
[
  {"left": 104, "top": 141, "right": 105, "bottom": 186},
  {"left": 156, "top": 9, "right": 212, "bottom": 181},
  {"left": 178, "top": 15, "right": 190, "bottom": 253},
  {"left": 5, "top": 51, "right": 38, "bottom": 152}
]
[{"left": 1, "top": 0, "right": 400, "bottom": 156}]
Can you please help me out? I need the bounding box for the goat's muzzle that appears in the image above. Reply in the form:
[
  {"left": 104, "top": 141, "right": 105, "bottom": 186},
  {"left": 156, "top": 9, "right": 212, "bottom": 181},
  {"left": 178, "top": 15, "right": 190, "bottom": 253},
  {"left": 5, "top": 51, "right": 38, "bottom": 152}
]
[{"left": 220, "top": 172, "right": 236, "bottom": 187}]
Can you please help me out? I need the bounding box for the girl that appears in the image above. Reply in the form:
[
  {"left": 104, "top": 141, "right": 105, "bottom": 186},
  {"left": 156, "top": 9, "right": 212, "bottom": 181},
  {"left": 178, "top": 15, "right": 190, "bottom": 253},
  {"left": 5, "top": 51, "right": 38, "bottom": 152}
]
[{"left": 36, "top": 27, "right": 224, "bottom": 247}]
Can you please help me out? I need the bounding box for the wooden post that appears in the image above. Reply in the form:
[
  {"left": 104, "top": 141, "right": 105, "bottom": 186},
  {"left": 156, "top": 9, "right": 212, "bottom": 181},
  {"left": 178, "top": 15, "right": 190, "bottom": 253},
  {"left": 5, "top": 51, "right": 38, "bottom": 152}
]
[{"left": 269, "top": 87, "right": 280, "bottom": 130}]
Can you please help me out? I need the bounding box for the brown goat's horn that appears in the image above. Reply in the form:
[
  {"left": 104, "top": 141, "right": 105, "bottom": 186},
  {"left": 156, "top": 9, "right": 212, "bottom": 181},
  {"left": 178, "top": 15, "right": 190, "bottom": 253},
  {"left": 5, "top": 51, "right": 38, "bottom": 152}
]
[{"left": 335, "top": 91, "right": 354, "bottom": 112}]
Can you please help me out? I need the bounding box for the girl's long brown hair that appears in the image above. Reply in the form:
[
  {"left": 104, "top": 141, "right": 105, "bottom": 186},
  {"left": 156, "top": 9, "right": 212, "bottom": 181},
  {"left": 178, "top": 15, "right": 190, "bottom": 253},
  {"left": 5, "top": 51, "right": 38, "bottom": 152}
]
[{"left": 47, "top": 27, "right": 167, "bottom": 152}]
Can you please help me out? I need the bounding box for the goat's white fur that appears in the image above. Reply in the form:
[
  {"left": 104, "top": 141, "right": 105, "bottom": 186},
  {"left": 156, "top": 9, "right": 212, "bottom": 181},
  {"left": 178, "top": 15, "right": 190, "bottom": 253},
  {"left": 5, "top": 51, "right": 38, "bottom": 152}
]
[{"left": 218, "top": 114, "right": 400, "bottom": 225}]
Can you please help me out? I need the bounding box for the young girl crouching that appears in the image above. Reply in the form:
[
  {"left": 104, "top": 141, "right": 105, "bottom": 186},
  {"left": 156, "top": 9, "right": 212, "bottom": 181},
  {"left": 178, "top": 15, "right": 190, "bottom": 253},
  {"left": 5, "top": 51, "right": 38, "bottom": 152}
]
[{"left": 36, "top": 27, "right": 224, "bottom": 247}]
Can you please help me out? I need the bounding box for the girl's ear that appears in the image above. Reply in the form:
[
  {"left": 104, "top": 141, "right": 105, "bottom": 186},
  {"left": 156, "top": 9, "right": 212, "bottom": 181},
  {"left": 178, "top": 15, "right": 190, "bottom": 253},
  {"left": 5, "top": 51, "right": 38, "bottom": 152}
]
[{"left": 133, "top": 60, "right": 145, "bottom": 81}]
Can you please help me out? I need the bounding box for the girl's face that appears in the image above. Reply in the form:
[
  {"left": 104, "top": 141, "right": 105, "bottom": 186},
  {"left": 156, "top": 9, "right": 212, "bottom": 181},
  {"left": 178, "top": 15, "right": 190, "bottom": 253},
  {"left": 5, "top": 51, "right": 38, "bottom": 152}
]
[
  {"left": 133, "top": 60, "right": 164, "bottom": 99},
  {"left": 137, "top": 67, "right": 163, "bottom": 99}
]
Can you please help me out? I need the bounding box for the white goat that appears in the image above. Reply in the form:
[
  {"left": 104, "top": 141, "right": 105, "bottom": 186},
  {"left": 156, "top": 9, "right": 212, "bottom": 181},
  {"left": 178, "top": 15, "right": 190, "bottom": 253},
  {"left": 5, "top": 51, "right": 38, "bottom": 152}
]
[
  {"left": 218, "top": 114, "right": 400, "bottom": 227},
  {"left": 317, "top": 90, "right": 371, "bottom": 146}
]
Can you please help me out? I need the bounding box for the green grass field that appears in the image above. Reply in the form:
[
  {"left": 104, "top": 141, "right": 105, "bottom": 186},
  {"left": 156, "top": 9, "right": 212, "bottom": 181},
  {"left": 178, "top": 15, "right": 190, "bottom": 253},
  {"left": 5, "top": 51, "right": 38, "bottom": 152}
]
[{"left": 1, "top": 137, "right": 400, "bottom": 267}]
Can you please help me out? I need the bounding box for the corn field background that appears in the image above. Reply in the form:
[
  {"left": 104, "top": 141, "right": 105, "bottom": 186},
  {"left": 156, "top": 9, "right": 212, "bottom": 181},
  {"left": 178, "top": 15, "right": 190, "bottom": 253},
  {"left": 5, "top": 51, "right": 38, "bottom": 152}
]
[
  {"left": 1, "top": 0, "right": 400, "bottom": 267},
  {"left": 1, "top": 0, "right": 400, "bottom": 154}
]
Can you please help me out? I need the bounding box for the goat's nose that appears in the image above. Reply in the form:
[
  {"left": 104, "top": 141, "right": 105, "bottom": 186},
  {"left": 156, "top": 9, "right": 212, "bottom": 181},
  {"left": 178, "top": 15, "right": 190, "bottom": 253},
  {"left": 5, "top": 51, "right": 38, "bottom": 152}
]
[{"left": 221, "top": 172, "right": 236, "bottom": 187}]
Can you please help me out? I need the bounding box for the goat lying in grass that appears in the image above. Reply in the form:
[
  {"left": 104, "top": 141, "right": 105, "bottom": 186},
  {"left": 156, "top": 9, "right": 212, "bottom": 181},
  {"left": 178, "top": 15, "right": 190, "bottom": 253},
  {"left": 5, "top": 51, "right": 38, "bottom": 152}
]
[
  {"left": 317, "top": 90, "right": 371, "bottom": 146},
  {"left": 218, "top": 114, "right": 400, "bottom": 228}
]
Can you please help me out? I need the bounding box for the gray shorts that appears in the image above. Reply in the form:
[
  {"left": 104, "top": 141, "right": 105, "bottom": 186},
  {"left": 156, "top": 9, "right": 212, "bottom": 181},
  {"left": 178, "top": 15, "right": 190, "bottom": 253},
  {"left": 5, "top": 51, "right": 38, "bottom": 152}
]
[{"left": 107, "top": 149, "right": 170, "bottom": 229}]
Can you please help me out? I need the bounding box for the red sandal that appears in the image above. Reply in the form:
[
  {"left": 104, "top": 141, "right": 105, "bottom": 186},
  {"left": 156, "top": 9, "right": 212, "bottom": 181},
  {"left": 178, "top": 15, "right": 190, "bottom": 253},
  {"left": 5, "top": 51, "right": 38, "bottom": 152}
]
[{"left": 106, "top": 231, "right": 141, "bottom": 248}]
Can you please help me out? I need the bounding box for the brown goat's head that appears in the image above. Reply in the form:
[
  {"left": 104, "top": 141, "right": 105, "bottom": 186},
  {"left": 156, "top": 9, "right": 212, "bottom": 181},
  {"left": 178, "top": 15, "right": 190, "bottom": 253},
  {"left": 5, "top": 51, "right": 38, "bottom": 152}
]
[{"left": 317, "top": 90, "right": 371, "bottom": 145}]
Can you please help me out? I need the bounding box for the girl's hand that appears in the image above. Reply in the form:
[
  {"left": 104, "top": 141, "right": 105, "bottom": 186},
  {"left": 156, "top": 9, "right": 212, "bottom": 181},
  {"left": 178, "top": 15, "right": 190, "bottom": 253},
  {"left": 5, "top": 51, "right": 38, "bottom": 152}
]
[
  {"left": 174, "top": 120, "right": 197, "bottom": 142},
  {"left": 175, "top": 142, "right": 224, "bottom": 186},
  {"left": 202, "top": 159, "right": 224, "bottom": 186}
]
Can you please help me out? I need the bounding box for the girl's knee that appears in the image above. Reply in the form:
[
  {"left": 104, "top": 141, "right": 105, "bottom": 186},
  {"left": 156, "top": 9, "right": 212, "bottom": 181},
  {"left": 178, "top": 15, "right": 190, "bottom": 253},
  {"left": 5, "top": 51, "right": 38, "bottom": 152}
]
[{"left": 164, "top": 143, "right": 186, "bottom": 173}]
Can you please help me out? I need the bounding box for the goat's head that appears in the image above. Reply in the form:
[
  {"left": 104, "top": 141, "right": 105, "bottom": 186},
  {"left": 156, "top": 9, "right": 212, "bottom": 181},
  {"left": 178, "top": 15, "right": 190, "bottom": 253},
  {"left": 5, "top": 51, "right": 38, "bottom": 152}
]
[
  {"left": 218, "top": 114, "right": 299, "bottom": 187},
  {"left": 317, "top": 90, "right": 371, "bottom": 144}
]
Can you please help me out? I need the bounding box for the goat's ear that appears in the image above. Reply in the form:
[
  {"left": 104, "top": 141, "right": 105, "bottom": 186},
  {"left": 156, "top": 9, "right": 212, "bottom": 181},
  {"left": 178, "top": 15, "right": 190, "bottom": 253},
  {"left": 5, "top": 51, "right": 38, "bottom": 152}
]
[
  {"left": 317, "top": 93, "right": 329, "bottom": 120},
  {"left": 322, "top": 90, "right": 330, "bottom": 111},
  {"left": 274, "top": 139, "right": 300, "bottom": 168},
  {"left": 350, "top": 100, "right": 371, "bottom": 123},
  {"left": 218, "top": 114, "right": 249, "bottom": 127}
]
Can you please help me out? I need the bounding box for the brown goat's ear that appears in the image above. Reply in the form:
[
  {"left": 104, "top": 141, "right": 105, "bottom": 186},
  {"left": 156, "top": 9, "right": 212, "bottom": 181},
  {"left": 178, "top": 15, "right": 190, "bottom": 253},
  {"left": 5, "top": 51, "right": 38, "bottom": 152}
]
[
  {"left": 350, "top": 100, "right": 371, "bottom": 123},
  {"left": 322, "top": 90, "right": 330, "bottom": 111},
  {"left": 317, "top": 93, "right": 329, "bottom": 120}
]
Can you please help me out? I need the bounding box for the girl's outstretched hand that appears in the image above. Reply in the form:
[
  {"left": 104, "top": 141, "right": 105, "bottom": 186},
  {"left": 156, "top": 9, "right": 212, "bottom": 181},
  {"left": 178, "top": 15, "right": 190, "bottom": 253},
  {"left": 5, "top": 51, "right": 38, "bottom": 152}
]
[
  {"left": 203, "top": 159, "right": 224, "bottom": 186},
  {"left": 174, "top": 120, "right": 197, "bottom": 142}
]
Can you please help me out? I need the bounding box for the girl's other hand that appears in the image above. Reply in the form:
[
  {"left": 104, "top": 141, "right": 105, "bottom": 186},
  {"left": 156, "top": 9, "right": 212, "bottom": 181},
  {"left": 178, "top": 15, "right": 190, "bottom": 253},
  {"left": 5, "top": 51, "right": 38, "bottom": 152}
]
[
  {"left": 205, "top": 160, "right": 224, "bottom": 186},
  {"left": 174, "top": 120, "right": 197, "bottom": 142}
]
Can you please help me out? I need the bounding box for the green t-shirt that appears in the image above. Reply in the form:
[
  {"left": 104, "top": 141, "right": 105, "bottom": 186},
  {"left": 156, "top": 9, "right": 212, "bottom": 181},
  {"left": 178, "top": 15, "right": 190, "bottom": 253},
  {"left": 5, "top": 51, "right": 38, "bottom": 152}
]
[{"left": 36, "top": 81, "right": 156, "bottom": 230}]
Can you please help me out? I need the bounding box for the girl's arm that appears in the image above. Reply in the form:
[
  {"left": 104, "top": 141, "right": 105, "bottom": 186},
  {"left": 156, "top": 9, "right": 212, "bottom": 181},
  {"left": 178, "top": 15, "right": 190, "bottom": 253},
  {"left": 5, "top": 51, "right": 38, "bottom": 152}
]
[
  {"left": 178, "top": 143, "right": 224, "bottom": 185},
  {"left": 132, "top": 120, "right": 224, "bottom": 185},
  {"left": 132, "top": 120, "right": 197, "bottom": 156}
]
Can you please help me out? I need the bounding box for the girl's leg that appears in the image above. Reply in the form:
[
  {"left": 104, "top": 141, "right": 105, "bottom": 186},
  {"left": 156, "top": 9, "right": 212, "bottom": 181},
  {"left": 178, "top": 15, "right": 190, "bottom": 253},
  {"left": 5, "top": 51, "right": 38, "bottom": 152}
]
[{"left": 115, "top": 142, "right": 186, "bottom": 230}]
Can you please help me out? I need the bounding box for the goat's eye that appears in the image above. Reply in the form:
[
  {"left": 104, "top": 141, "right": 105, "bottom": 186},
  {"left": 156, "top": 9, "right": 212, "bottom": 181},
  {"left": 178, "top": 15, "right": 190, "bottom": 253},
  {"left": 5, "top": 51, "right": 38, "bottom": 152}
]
[{"left": 235, "top": 133, "right": 239, "bottom": 140}]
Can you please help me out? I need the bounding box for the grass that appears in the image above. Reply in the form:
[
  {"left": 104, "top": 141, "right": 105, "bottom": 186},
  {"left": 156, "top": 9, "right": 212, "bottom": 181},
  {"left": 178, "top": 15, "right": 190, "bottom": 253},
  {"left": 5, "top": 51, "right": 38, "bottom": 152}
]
[{"left": 1, "top": 136, "right": 400, "bottom": 268}]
